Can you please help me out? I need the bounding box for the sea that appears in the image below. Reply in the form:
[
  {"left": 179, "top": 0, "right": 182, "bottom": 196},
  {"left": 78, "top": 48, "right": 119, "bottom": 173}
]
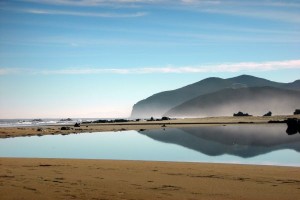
[{"left": 0, "top": 118, "right": 108, "bottom": 127}]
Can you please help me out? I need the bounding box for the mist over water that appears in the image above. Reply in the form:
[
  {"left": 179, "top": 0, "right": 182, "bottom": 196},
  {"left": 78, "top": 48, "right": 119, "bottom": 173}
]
[
  {"left": 166, "top": 87, "right": 300, "bottom": 118},
  {"left": 131, "top": 76, "right": 300, "bottom": 119}
]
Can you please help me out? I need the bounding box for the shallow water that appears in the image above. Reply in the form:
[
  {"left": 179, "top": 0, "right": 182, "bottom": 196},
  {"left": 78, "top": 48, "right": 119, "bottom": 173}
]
[{"left": 0, "top": 124, "right": 299, "bottom": 166}]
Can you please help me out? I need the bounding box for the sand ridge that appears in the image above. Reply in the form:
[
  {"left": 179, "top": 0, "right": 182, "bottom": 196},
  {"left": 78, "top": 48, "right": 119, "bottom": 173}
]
[{"left": 1, "top": 115, "right": 299, "bottom": 138}]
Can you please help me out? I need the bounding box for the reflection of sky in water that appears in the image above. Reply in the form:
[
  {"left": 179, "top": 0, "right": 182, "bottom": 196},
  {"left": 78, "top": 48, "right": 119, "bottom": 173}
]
[{"left": 0, "top": 125, "right": 300, "bottom": 167}]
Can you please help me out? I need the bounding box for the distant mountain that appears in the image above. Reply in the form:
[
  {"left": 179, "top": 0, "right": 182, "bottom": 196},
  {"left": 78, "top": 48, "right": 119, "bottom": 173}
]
[
  {"left": 131, "top": 75, "right": 300, "bottom": 118},
  {"left": 166, "top": 87, "right": 300, "bottom": 117},
  {"left": 282, "top": 80, "right": 300, "bottom": 90}
]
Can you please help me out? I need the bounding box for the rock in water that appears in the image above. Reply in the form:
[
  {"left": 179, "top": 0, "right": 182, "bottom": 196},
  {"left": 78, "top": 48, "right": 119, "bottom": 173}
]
[
  {"left": 74, "top": 122, "right": 81, "bottom": 127},
  {"left": 286, "top": 118, "right": 299, "bottom": 135}
]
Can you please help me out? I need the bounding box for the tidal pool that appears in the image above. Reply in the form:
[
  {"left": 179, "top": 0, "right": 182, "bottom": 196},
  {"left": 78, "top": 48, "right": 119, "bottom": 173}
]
[{"left": 1, "top": 124, "right": 299, "bottom": 166}]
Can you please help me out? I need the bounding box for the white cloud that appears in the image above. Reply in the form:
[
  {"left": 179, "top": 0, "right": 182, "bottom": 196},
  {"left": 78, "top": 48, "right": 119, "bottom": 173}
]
[
  {"left": 21, "top": 0, "right": 161, "bottom": 7},
  {"left": 0, "top": 68, "right": 24, "bottom": 75},
  {"left": 200, "top": 8, "right": 300, "bottom": 24},
  {"left": 180, "top": 0, "right": 220, "bottom": 5},
  {"left": 210, "top": 60, "right": 300, "bottom": 72},
  {"left": 9, "top": 0, "right": 300, "bottom": 23},
  {"left": 22, "top": 0, "right": 300, "bottom": 8},
  {"left": 178, "top": 1, "right": 300, "bottom": 24},
  {"left": 20, "top": 8, "right": 147, "bottom": 18},
  {"left": 1, "top": 60, "right": 300, "bottom": 75}
]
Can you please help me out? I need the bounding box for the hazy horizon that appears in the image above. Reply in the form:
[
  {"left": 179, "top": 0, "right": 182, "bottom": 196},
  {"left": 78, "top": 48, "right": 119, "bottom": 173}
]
[{"left": 1, "top": 0, "right": 300, "bottom": 119}]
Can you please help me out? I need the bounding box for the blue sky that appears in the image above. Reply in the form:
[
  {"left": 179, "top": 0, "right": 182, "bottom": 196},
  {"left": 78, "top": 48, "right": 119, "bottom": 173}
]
[{"left": 0, "top": 0, "right": 300, "bottom": 119}]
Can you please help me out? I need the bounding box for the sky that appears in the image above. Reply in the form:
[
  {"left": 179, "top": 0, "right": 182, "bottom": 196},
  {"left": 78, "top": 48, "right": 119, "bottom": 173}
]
[{"left": 0, "top": 0, "right": 300, "bottom": 119}]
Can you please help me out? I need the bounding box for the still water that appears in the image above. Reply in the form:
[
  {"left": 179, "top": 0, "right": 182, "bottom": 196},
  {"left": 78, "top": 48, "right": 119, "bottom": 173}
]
[{"left": 1, "top": 124, "right": 300, "bottom": 166}]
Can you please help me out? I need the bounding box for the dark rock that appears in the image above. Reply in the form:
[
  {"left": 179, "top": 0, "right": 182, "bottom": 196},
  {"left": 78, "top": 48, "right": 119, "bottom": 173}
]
[
  {"left": 60, "top": 126, "right": 71, "bottom": 130},
  {"left": 233, "top": 112, "right": 252, "bottom": 117},
  {"left": 32, "top": 119, "right": 43, "bottom": 122},
  {"left": 114, "top": 119, "right": 129, "bottom": 123},
  {"left": 263, "top": 111, "right": 272, "bottom": 116},
  {"left": 93, "top": 119, "right": 109, "bottom": 123},
  {"left": 74, "top": 122, "right": 81, "bottom": 127},
  {"left": 286, "top": 118, "right": 300, "bottom": 135},
  {"left": 161, "top": 117, "right": 171, "bottom": 121},
  {"left": 268, "top": 120, "right": 284, "bottom": 124},
  {"left": 60, "top": 118, "right": 72, "bottom": 121},
  {"left": 294, "top": 109, "right": 300, "bottom": 115},
  {"left": 37, "top": 128, "right": 43, "bottom": 132}
]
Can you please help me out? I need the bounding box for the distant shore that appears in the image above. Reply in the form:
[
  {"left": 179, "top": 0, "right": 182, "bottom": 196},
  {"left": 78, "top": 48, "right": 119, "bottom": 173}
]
[
  {"left": 1, "top": 158, "right": 300, "bottom": 200},
  {"left": 1, "top": 115, "right": 299, "bottom": 138}
]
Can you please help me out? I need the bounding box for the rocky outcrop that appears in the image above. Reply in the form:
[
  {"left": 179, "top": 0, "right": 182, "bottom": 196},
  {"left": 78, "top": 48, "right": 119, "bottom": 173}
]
[
  {"left": 74, "top": 123, "right": 81, "bottom": 127},
  {"left": 286, "top": 118, "right": 300, "bottom": 135},
  {"left": 263, "top": 111, "right": 272, "bottom": 116},
  {"left": 233, "top": 112, "right": 251, "bottom": 117},
  {"left": 294, "top": 109, "right": 300, "bottom": 115}
]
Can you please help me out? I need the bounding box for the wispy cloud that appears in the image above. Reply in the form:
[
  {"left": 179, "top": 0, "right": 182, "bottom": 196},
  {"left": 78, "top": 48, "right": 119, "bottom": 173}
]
[
  {"left": 0, "top": 68, "right": 25, "bottom": 75},
  {"left": 11, "top": 7, "right": 148, "bottom": 18},
  {"left": 1, "top": 60, "right": 300, "bottom": 75},
  {"left": 9, "top": 0, "right": 300, "bottom": 23},
  {"left": 200, "top": 8, "right": 300, "bottom": 24},
  {"left": 21, "top": 0, "right": 300, "bottom": 9},
  {"left": 177, "top": 0, "right": 300, "bottom": 24},
  {"left": 21, "top": 0, "right": 160, "bottom": 7},
  {"left": 179, "top": 0, "right": 300, "bottom": 7}
]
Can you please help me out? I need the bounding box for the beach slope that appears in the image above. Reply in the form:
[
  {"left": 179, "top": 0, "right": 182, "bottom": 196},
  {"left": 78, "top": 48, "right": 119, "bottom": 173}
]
[{"left": 1, "top": 158, "right": 300, "bottom": 200}]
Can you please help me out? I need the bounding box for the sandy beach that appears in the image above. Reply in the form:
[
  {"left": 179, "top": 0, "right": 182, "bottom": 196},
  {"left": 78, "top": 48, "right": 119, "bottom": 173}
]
[
  {"left": 1, "top": 115, "right": 299, "bottom": 138},
  {"left": 1, "top": 115, "right": 299, "bottom": 199},
  {"left": 1, "top": 158, "right": 299, "bottom": 200}
]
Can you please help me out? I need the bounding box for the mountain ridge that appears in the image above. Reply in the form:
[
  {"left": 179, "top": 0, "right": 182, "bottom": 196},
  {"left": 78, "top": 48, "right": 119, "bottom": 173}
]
[
  {"left": 131, "top": 75, "right": 300, "bottom": 118},
  {"left": 165, "top": 86, "right": 300, "bottom": 117}
]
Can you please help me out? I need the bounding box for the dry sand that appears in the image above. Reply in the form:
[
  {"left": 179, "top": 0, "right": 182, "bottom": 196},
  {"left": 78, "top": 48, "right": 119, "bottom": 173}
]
[
  {"left": 1, "top": 158, "right": 300, "bottom": 200},
  {"left": 1, "top": 115, "right": 299, "bottom": 138}
]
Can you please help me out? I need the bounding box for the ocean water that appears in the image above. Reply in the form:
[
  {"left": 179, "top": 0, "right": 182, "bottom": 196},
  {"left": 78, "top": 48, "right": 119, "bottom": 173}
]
[
  {"left": 0, "top": 118, "right": 109, "bottom": 127},
  {"left": 0, "top": 124, "right": 299, "bottom": 167}
]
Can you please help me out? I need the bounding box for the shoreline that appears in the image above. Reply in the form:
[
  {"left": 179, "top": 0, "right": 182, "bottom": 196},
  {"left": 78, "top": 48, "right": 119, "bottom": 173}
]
[
  {"left": 1, "top": 116, "right": 300, "bottom": 199},
  {"left": 1, "top": 158, "right": 299, "bottom": 200},
  {"left": 1, "top": 157, "right": 299, "bottom": 168},
  {"left": 1, "top": 115, "right": 299, "bottom": 138}
]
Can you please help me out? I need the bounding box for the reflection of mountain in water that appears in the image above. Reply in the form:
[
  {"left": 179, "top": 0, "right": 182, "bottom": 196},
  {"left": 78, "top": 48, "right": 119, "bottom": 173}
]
[{"left": 138, "top": 124, "right": 300, "bottom": 158}]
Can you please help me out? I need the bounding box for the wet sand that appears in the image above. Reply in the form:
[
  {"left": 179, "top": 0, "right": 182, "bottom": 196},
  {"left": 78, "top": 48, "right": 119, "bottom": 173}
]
[
  {"left": 1, "top": 158, "right": 300, "bottom": 200},
  {"left": 1, "top": 115, "right": 298, "bottom": 138}
]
